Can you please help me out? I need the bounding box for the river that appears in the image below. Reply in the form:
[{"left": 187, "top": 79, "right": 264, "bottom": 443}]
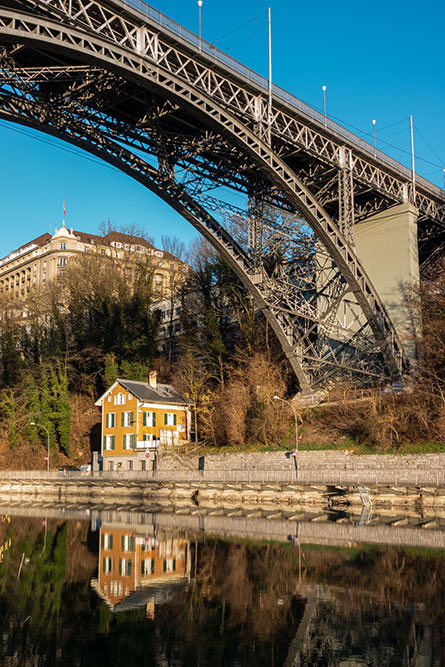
[{"left": 0, "top": 503, "right": 443, "bottom": 666}]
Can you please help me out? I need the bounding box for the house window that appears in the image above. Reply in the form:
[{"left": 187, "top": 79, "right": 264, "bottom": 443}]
[
  {"left": 119, "top": 558, "right": 132, "bottom": 576},
  {"left": 102, "top": 557, "right": 113, "bottom": 574},
  {"left": 163, "top": 559, "right": 176, "bottom": 573},
  {"left": 123, "top": 434, "right": 136, "bottom": 450},
  {"left": 142, "top": 411, "right": 156, "bottom": 427},
  {"left": 121, "top": 411, "right": 134, "bottom": 427},
  {"left": 106, "top": 413, "right": 116, "bottom": 428},
  {"left": 141, "top": 558, "right": 155, "bottom": 575},
  {"left": 58, "top": 256, "right": 66, "bottom": 267},
  {"left": 59, "top": 243, "right": 66, "bottom": 250},
  {"left": 101, "top": 533, "right": 113, "bottom": 550},
  {"left": 110, "top": 581, "right": 123, "bottom": 596},
  {"left": 121, "top": 535, "right": 134, "bottom": 552},
  {"left": 128, "top": 460, "right": 133, "bottom": 471},
  {"left": 164, "top": 413, "right": 177, "bottom": 426},
  {"left": 103, "top": 435, "right": 115, "bottom": 450},
  {"left": 114, "top": 393, "right": 126, "bottom": 405}
]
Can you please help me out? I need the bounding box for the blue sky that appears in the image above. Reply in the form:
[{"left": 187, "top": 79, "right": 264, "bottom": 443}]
[{"left": 1, "top": 0, "right": 444, "bottom": 256}]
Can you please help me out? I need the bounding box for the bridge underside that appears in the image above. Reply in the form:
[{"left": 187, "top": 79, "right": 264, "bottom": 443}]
[{"left": 0, "top": 0, "right": 443, "bottom": 392}]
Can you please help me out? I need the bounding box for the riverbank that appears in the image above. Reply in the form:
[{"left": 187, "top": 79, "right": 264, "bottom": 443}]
[{"left": 2, "top": 450, "right": 445, "bottom": 511}]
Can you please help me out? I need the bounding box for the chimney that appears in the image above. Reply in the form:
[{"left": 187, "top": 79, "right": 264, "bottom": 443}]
[{"left": 148, "top": 370, "right": 157, "bottom": 389}]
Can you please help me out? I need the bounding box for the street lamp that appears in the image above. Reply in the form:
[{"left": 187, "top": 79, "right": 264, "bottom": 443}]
[
  {"left": 273, "top": 395, "right": 298, "bottom": 477},
  {"left": 30, "top": 421, "right": 50, "bottom": 472},
  {"left": 322, "top": 85, "right": 327, "bottom": 128},
  {"left": 197, "top": 0, "right": 202, "bottom": 52},
  {"left": 372, "top": 119, "right": 376, "bottom": 157}
]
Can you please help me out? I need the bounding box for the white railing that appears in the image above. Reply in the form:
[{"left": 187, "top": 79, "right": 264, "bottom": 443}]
[
  {"left": 1, "top": 468, "right": 445, "bottom": 486},
  {"left": 118, "top": 0, "right": 444, "bottom": 197}
]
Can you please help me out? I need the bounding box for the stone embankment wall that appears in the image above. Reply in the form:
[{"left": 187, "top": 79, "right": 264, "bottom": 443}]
[{"left": 158, "top": 450, "right": 445, "bottom": 472}]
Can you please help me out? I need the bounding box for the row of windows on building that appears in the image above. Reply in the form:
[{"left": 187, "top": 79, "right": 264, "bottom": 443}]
[
  {"left": 105, "top": 411, "right": 177, "bottom": 429},
  {"left": 103, "top": 432, "right": 163, "bottom": 450},
  {"left": 102, "top": 557, "right": 176, "bottom": 575}
]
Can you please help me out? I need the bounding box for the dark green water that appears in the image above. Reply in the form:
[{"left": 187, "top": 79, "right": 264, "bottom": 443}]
[{"left": 0, "top": 509, "right": 443, "bottom": 666}]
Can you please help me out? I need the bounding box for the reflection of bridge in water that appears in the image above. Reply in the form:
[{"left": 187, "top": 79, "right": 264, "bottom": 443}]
[{"left": 1, "top": 0, "right": 444, "bottom": 393}]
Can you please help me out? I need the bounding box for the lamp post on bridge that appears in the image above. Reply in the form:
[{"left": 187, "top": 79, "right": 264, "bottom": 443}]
[
  {"left": 273, "top": 395, "right": 298, "bottom": 479},
  {"left": 322, "top": 85, "right": 327, "bottom": 128},
  {"left": 372, "top": 119, "right": 376, "bottom": 157},
  {"left": 30, "top": 421, "right": 50, "bottom": 473},
  {"left": 197, "top": 0, "right": 203, "bottom": 52}
]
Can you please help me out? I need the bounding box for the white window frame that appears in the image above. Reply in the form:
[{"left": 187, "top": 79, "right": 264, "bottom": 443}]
[
  {"left": 106, "top": 412, "right": 116, "bottom": 428},
  {"left": 104, "top": 435, "right": 115, "bottom": 450},
  {"left": 114, "top": 392, "right": 126, "bottom": 405},
  {"left": 143, "top": 411, "right": 155, "bottom": 427},
  {"left": 102, "top": 557, "right": 113, "bottom": 574},
  {"left": 123, "top": 433, "right": 135, "bottom": 450},
  {"left": 165, "top": 413, "right": 176, "bottom": 426},
  {"left": 103, "top": 533, "right": 113, "bottom": 550}
]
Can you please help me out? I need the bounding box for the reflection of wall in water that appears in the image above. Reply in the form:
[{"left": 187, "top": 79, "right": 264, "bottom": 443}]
[{"left": 90, "top": 524, "right": 191, "bottom": 614}]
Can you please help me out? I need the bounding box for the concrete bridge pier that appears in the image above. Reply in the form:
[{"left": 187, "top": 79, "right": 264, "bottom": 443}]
[{"left": 355, "top": 202, "right": 420, "bottom": 363}]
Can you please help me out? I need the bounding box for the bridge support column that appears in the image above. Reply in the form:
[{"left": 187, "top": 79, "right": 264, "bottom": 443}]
[{"left": 354, "top": 203, "right": 420, "bottom": 362}]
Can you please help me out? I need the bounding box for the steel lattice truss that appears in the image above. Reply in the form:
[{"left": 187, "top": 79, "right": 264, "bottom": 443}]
[{"left": 0, "top": 0, "right": 444, "bottom": 391}]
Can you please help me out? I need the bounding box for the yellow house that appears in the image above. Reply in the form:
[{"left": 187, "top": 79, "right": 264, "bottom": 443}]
[{"left": 95, "top": 372, "right": 192, "bottom": 471}]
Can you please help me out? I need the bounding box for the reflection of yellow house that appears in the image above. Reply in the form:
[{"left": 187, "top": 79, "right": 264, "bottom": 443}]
[
  {"left": 91, "top": 524, "right": 190, "bottom": 614},
  {"left": 95, "top": 372, "right": 192, "bottom": 471}
]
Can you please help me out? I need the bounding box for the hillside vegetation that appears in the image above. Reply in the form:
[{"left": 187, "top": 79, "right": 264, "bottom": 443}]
[{"left": 0, "top": 239, "right": 442, "bottom": 468}]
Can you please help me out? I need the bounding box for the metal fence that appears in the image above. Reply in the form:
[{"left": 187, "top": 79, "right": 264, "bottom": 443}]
[
  {"left": 118, "top": 0, "right": 443, "bottom": 197},
  {"left": 2, "top": 468, "right": 445, "bottom": 487}
]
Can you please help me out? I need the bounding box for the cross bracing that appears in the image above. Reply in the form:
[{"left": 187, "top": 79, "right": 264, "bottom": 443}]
[{"left": 0, "top": 0, "right": 443, "bottom": 393}]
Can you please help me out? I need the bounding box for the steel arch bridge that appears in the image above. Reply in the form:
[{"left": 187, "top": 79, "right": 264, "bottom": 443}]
[{"left": 0, "top": 0, "right": 444, "bottom": 393}]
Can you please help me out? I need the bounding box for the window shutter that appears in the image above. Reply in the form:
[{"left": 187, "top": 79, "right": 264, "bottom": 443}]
[
  {"left": 121, "top": 536, "right": 125, "bottom": 550},
  {"left": 111, "top": 435, "right": 115, "bottom": 450},
  {"left": 123, "top": 434, "right": 126, "bottom": 449},
  {"left": 151, "top": 559, "right": 155, "bottom": 574},
  {"left": 164, "top": 413, "right": 167, "bottom": 425},
  {"left": 173, "top": 559, "right": 176, "bottom": 571},
  {"left": 101, "top": 534, "right": 104, "bottom": 549},
  {"left": 121, "top": 412, "right": 125, "bottom": 427},
  {"left": 163, "top": 560, "right": 167, "bottom": 572},
  {"left": 129, "top": 411, "right": 134, "bottom": 426},
  {"left": 103, "top": 436, "right": 106, "bottom": 450},
  {"left": 118, "top": 559, "right": 122, "bottom": 575},
  {"left": 130, "top": 536, "right": 134, "bottom": 551},
  {"left": 106, "top": 414, "right": 109, "bottom": 428},
  {"left": 131, "top": 435, "right": 135, "bottom": 449},
  {"left": 173, "top": 414, "right": 177, "bottom": 426},
  {"left": 128, "top": 560, "right": 132, "bottom": 576},
  {"left": 141, "top": 561, "right": 145, "bottom": 575},
  {"left": 153, "top": 412, "right": 156, "bottom": 427},
  {"left": 102, "top": 558, "right": 106, "bottom": 573},
  {"left": 111, "top": 413, "right": 115, "bottom": 427},
  {"left": 143, "top": 412, "right": 146, "bottom": 426}
]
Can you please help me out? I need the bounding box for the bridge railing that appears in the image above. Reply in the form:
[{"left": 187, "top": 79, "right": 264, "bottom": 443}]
[
  {"left": 2, "top": 468, "right": 445, "bottom": 486},
  {"left": 119, "top": 0, "right": 444, "bottom": 198}
]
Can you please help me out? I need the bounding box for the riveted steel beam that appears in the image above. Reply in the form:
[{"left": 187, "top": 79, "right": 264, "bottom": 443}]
[{"left": 1, "top": 4, "right": 437, "bottom": 389}]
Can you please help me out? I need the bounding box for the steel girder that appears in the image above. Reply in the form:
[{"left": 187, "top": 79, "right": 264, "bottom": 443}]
[
  {"left": 2, "top": 0, "right": 444, "bottom": 227},
  {"left": 0, "top": 2, "right": 432, "bottom": 390}
]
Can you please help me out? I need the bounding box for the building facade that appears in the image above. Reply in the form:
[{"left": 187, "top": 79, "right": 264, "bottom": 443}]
[
  {"left": 95, "top": 373, "right": 192, "bottom": 471},
  {"left": 0, "top": 222, "right": 185, "bottom": 301}
]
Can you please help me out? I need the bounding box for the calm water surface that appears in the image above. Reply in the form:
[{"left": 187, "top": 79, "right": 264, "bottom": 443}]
[{"left": 0, "top": 506, "right": 443, "bottom": 666}]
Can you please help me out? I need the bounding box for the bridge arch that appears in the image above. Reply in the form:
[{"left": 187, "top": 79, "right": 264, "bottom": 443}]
[{"left": 0, "top": 5, "right": 408, "bottom": 390}]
